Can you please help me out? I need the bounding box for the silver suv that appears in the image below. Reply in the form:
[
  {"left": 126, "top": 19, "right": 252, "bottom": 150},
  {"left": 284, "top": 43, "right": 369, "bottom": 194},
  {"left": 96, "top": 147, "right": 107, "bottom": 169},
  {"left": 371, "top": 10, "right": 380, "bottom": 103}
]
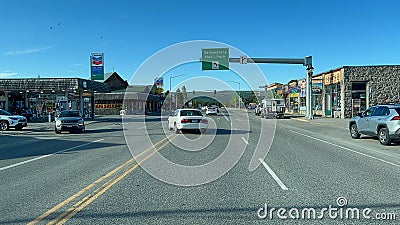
[
  {"left": 349, "top": 104, "right": 400, "bottom": 145},
  {"left": 0, "top": 109, "right": 28, "bottom": 131},
  {"left": 55, "top": 110, "right": 85, "bottom": 134}
]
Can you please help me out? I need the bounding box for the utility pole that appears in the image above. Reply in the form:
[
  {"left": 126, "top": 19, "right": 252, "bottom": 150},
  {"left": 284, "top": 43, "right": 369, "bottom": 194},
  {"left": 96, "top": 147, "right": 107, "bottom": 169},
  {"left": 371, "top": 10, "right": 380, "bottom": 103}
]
[
  {"left": 228, "top": 81, "right": 241, "bottom": 109},
  {"left": 169, "top": 74, "right": 185, "bottom": 112}
]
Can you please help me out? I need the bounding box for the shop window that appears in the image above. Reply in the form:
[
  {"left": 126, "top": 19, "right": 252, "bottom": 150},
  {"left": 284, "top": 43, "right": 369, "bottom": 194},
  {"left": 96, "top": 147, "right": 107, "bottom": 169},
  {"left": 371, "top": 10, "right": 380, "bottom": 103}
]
[
  {"left": 352, "top": 82, "right": 366, "bottom": 91},
  {"left": 351, "top": 82, "right": 367, "bottom": 113}
]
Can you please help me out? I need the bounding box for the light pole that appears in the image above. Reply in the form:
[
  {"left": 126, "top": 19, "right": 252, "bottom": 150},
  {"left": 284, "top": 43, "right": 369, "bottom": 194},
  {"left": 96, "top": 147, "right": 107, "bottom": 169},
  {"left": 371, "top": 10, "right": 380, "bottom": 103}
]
[
  {"left": 169, "top": 74, "right": 185, "bottom": 111},
  {"left": 228, "top": 81, "right": 241, "bottom": 109},
  {"left": 306, "top": 66, "right": 314, "bottom": 119}
]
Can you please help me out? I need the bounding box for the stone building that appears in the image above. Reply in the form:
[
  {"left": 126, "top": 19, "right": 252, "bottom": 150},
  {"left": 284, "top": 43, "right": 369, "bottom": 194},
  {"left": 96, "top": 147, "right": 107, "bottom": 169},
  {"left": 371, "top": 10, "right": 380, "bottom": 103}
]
[{"left": 316, "top": 65, "right": 400, "bottom": 118}]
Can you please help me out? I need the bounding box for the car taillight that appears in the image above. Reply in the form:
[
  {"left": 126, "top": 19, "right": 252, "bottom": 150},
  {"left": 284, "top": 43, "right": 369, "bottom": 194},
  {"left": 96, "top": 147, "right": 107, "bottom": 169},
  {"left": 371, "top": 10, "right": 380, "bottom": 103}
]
[
  {"left": 200, "top": 119, "right": 208, "bottom": 124},
  {"left": 391, "top": 116, "right": 400, "bottom": 121},
  {"left": 181, "top": 119, "right": 189, "bottom": 123}
]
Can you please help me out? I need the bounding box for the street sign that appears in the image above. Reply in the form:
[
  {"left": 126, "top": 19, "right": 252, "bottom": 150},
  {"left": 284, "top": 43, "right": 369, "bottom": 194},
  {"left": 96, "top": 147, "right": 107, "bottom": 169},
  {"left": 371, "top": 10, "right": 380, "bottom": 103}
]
[
  {"left": 240, "top": 56, "right": 248, "bottom": 64},
  {"left": 201, "top": 48, "right": 229, "bottom": 70},
  {"left": 212, "top": 61, "right": 219, "bottom": 70}
]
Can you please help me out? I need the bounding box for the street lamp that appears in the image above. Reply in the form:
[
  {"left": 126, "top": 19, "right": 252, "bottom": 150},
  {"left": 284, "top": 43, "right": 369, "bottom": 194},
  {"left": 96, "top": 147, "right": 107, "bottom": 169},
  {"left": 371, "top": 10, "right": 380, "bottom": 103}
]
[
  {"left": 228, "top": 81, "right": 241, "bottom": 109},
  {"left": 169, "top": 74, "right": 185, "bottom": 111}
]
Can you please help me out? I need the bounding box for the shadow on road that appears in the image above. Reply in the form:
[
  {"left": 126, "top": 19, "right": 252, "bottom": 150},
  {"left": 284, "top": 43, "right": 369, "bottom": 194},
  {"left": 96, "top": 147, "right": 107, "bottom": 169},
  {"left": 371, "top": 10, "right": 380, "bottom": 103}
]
[
  {"left": 0, "top": 136, "right": 124, "bottom": 161},
  {"left": 215, "top": 128, "right": 251, "bottom": 135},
  {"left": 4, "top": 202, "right": 400, "bottom": 224},
  {"left": 85, "top": 128, "right": 122, "bottom": 134}
]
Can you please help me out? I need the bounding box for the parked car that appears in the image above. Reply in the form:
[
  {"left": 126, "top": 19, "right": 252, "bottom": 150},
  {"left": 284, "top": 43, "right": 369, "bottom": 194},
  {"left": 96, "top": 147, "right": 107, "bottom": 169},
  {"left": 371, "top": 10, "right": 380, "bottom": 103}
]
[
  {"left": 168, "top": 109, "right": 208, "bottom": 134},
  {"left": 0, "top": 109, "right": 28, "bottom": 131},
  {"left": 349, "top": 104, "right": 400, "bottom": 145},
  {"left": 55, "top": 110, "right": 85, "bottom": 134}
]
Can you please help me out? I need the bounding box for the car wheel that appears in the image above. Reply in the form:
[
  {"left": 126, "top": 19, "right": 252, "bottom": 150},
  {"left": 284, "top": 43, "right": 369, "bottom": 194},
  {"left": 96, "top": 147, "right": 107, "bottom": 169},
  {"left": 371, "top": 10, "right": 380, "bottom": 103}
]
[
  {"left": 378, "top": 127, "right": 391, "bottom": 146},
  {"left": 0, "top": 121, "right": 9, "bottom": 131},
  {"left": 174, "top": 123, "right": 180, "bottom": 134},
  {"left": 350, "top": 124, "right": 361, "bottom": 139},
  {"left": 80, "top": 126, "right": 85, "bottom": 133},
  {"left": 55, "top": 127, "right": 61, "bottom": 134},
  {"left": 168, "top": 122, "right": 173, "bottom": 131}
]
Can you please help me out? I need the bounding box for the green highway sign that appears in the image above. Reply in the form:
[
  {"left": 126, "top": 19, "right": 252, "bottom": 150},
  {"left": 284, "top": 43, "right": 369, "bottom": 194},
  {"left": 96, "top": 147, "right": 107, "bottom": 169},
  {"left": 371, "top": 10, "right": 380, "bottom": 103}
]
[{"left": 202, "top": 48, "right": 229, "bottom": 70}]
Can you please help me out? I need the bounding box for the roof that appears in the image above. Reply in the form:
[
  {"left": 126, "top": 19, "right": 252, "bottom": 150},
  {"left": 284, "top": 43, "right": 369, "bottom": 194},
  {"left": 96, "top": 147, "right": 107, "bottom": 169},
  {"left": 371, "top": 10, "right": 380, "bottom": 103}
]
[
  {"left": 104, "top": 72, "right": 114, "bottom": 81},
  {"left": 0, "top": 78, "right": 109, "bottom": 93},
  {"left": 313, "top": 65, "right": 400, "bottom": 77},
  {"left": 104, "top": 72, "right": 125, "bottom": 83}
]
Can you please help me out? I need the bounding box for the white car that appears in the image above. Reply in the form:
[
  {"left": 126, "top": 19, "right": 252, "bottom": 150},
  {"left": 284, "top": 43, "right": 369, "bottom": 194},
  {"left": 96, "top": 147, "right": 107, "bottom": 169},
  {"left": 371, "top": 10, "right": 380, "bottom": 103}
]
[
  {"left": 0, "top": 109, "right": 28, "bottom": 131},
  {"left": 206, "top": 107, "right": 218, "bottom": 115},
  {"left": 168, "top": 109, "right": 208, "bottom": 134}
]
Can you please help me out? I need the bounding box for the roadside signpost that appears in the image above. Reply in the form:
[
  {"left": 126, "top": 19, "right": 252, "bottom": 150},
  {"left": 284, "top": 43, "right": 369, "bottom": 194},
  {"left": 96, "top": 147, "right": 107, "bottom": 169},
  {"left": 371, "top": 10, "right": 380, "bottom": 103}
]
[
  {"left": 90, "top": 53, "right": 104, "bottom": 80},
  {"left": 240, "top": 56, "right": 248, "bottom": 64},
  {"left": 201, "top": 48, "right": 229, "bottom": 70}
]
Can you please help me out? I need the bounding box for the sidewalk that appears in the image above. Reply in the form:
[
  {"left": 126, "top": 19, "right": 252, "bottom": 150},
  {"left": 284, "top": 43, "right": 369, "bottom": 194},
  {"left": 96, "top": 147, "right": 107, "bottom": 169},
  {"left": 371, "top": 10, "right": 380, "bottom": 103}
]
[{"left": 290, "top": 116, "right": 349, "bottom": 129}]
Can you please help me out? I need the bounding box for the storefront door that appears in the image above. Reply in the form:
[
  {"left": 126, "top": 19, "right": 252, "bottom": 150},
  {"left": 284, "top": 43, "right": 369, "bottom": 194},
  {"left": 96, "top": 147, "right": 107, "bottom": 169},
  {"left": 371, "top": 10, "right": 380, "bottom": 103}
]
[{"left": 325, "top": 93, "right": 331, "bottom": 116}]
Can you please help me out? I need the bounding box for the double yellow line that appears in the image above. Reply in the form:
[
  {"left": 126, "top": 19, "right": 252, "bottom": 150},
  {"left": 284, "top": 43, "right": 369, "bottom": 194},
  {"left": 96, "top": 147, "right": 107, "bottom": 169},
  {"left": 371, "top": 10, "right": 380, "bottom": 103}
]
[{"left": 28, "top": 134, "right": 175, "bottom": 225}]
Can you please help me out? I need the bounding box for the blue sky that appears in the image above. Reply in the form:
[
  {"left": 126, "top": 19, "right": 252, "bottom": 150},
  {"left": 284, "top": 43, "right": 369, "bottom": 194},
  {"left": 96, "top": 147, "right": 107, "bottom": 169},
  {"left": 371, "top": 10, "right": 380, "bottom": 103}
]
[{"left": 1, "top": 0, "right": 399, "bottom": 91}]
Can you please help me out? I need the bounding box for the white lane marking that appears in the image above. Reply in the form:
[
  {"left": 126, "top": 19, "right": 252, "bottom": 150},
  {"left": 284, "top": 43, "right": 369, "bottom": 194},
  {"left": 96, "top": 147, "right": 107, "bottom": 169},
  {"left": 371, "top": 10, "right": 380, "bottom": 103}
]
[
  {"left": 258, "top": 158, "right": 288, "bottom": 191},
  {"left": 0, "top": 139, "right": 104, "bottom": 172},
  {"left": 241, "top": 137, "right": 249, "bottom": 145},
  {"left": 288, "top": 129, "right": 400, "bottom": 169},
  {"left": 220, "top": 112, "right": 229, "bottom": 121},
  {"left": 138, "top": 127, "right": 146, "bottom": 130}
]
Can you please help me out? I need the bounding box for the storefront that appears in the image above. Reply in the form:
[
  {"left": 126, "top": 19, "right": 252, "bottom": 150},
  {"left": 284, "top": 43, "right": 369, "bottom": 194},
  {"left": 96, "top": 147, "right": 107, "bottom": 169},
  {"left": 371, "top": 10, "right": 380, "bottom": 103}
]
[
  {"left": 298, "top": 79, "right": 306, "bottom": 115},
  {"left": 312, "top": 74, "right": 323, "bottom": 116},
  {"left": 95, "top": 91, "right": 164, "bottom": 115},
  {"left": 287, "top": 80, "right": 300, "bottom": 114},
  {"left": 321, "top": 68, "right": 343, "bottom": 118},
  {"left": 318, "top": 65, "right": 400, "bottom": 118},
  {"left": 0, "top": 78, "right": 108, "bottom": 118}
]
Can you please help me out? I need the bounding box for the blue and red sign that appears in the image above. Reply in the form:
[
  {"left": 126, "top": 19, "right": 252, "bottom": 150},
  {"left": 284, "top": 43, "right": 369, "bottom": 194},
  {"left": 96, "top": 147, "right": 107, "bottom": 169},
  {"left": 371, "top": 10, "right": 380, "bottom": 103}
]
[
  {"left": 91, "top": 53, "right": 104, "bottom": 80},
  {"left": 92, "top": 56, "right": 103, "bottom": 66},
  {"left": 154, "top": 77, "right": 163, "bottom": 86}
]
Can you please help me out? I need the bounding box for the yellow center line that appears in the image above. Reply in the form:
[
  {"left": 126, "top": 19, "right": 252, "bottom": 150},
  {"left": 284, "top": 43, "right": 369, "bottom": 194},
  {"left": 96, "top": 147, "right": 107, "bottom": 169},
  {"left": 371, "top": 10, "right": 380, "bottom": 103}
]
[
  {"left": 52, "top": 135, "right": 176, "bottom": 225},
  {"left": 28, "top": 134, "right": 173, "bottom": 225}
]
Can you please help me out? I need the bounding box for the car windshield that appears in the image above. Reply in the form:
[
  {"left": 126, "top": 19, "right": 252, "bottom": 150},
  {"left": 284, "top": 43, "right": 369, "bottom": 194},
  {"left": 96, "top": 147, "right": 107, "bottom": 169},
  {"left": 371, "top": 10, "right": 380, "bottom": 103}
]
[
  {"left": 180, "top": 110, "right": 203, "bottom": 116},
  {"left": 59, "top": 111, "right": 80, "bottom": 117},
  {"left": 0, "top": 109, "right": 12, "bottom": 116}
]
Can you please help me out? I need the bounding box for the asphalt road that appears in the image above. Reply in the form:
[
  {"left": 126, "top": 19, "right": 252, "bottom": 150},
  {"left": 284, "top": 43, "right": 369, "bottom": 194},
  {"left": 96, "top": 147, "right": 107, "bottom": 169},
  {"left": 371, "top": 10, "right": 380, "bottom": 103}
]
[{"left": 0, "top": 109, "right": 399, "bottom": 224}]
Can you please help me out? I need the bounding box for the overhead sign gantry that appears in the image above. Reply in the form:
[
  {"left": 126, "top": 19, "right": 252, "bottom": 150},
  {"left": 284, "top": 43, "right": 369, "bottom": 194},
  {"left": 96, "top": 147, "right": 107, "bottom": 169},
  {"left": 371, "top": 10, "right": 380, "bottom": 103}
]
[{"left": 201, "top": 49, "right": 314, "bottom": 119}]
